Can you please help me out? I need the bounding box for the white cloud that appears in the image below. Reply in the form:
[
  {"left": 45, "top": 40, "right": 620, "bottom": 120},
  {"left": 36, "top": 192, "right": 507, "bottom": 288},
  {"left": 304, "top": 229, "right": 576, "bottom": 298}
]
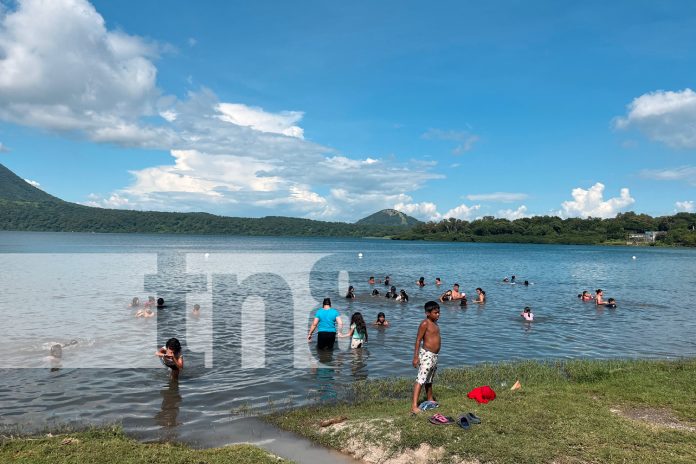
[
  {"left": 393, "top": 201, "right": 480, "bottom": 221},
  {"left": 0, "top": 142, "right": 8, "bottom": 152},
  {"left": 393, "top": 201, "right": 440, "bottom": 220},
  {"left": 0, "top": 0, "right": 442, "bottom": 221},
  {"left": 422, "top": 128, "right": 480, "bottom": 155},
  {"left": 187, "top": 37, "right": 197, "bottom": 47},
  {"left": 24, "top": 178, "right": 40, "bottom": 188},
  {"left": 84, "top": 192, "right": 131, "bottom": 208},
  {"left": 497, "top": 205, "right": 528, "bottom": 220},
  {"left": 0, "top": 0, "right": 160, "bottom": 144},
  {"left": 639, "top": 166, "right": 696, "bottom": 185},
  {"left": 614, "top": 88, "right": 696, "bottom": 148},
  {"left": 466, "top": 192, "right": 529, "bottom": 202},
  {"left": 217, "top": 103, "right": 304, "bottom": 139},
  {"left": 559, "top": 183, "right": 635, "bottom": 219},
  {"left": 675, "top": 200, "right": 694, "bottom": 213}
]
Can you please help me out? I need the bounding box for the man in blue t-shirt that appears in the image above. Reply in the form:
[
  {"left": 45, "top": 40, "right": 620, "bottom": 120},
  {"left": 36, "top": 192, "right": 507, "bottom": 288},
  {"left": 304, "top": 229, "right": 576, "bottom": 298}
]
[{"left": 307, "top": 298, "right": 343, "bottom": 350}]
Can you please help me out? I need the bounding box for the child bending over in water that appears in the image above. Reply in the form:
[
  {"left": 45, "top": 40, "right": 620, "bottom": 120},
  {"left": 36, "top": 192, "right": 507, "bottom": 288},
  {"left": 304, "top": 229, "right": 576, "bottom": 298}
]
[
  {"left": 156, "top": 338, "right": 184, "bottom": 379},
  {"left": 339, "top": 312, "right": 368, "bottom": 348},
  {"left": 374, "top": 312, "right": 390, "bottom": 327},
  {"left": 439, "top": 289, "right": 453, "bottom": 302},
  {"left": 520, "top": 306, "right": 534, "bottom": 321},
  {"left": 411, "top": 301, "right": 441, "bottom": 414}
]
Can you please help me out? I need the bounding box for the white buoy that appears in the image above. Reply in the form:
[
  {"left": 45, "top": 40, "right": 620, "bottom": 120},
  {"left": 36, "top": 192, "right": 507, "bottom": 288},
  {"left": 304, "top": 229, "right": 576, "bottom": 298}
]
[
  {"left": 632, "top": 256, "right": 636, "bottom": 260},
  {"left": 204, "top": 253, "right": 210, "bottom": 260},
  {"left": 358, "top": 252, "right": 363, "bottom": 258}
]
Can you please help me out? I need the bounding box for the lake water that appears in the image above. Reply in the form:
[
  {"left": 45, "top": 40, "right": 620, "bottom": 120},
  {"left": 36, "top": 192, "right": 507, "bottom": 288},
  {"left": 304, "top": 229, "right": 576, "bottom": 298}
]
[{"left": 1, "top": 231, "right": 695, "bottom": 444}]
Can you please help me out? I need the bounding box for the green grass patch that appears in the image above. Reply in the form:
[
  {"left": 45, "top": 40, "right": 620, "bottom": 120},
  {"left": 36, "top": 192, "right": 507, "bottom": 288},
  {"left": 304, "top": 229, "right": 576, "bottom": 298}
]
[
  {"left": 269, "top": 358, "right": 696, "bottom": 464},
  {"left": 0, "top": 426, "right": 289, "bottom": 464}
]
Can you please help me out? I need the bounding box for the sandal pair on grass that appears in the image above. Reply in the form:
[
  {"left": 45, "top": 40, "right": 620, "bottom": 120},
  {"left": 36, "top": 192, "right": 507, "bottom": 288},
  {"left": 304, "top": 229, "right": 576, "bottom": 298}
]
[{"left": 429, "top": 412, "right": 481, "bottom": 429}]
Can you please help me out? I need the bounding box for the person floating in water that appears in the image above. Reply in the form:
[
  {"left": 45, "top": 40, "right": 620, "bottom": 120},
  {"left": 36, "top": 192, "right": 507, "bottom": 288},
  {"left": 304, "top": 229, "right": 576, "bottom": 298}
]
[
  {"left": 371, "top": 288, "right": 380, "bottom": 296},
  {"left": 435, "top": 277, "right": 442, "bottom": 286},
  {"left": 578, "top": 290, "right": 593, "bottom": 301},
  {"left": 129, "top": 297, "right": 140, "bottom": 307},
  {"left": 520, "top": 306, "right": 534, "bottom": 321},
  {"left": 135, "top": 307, "right": 155, "bottom": 318},
  {"left": 523, "top": 280, "right": 529, "bottom": 286},
  {"left": 511, "top": 275, "right": 516, "bottom": 284},
  {"left": 410, "top": 301, "right": 441, "bottom": 414},
  {"left": 416, "top": 277, "right": 425, "bottom": 287},
  {"left": 605, "top": 298, "right": 617, "bottom": 309},
  {"left": 473, "top": 287, "right": 486, "bottom": 304},
  {"left": 396, "top": 289, "right": 409, "bottom": 302},
  {"left": 192, "top": 304, "right": 201, "bottom": 317},
  {"left": 384, "top": 276, "right": 391, "bottom": 287},
  {"left": 374, "top": 312, "right": 390, "bottom": 327},
  {"left": 48, "top": 340, "right": 78, "bottom": 360},
  {"left": 339, "top": 312, "right": 368, "bottom": 349},
  {"left": 385, "top": 286, "right": 398, "bottom": 299},
  {"left": 459, "top": 295, "right": 468, "bottom": 307},
  {"left": 345, "top": 285, "right": 356, "bottom": 299},
  {"left": 368, "top": 276, "right": 375, "bottom": 285},
  {"left": 157, "top": 298, "right": 166, "bottom": 308},
  {"left": 144, "top": 296, "right": 156, "bottom": 307},
  {"left": 156, "top": 338, "right": 184, "bottom": 379}
]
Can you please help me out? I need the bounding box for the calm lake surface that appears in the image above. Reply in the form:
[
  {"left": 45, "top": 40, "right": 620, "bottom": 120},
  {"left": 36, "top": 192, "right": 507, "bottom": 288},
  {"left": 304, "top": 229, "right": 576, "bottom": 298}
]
[{"left": 1, "top": 231, "right": 695, "bottom": 443}]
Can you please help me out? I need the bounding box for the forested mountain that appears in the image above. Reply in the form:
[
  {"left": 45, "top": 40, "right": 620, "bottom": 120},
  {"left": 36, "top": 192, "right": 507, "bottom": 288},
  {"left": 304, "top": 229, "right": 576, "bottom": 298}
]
[
  {"left": 356, "top": 209, "right": 422, "bottom": 226},
  {"left": 0, "top": 164, "right": 408, "bottom": 236}
]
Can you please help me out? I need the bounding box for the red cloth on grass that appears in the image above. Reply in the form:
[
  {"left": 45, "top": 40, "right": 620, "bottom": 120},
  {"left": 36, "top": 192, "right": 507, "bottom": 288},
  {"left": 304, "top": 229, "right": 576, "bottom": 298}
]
[{"left": 467, "top": 385, "right": 496, "bottom": 403}]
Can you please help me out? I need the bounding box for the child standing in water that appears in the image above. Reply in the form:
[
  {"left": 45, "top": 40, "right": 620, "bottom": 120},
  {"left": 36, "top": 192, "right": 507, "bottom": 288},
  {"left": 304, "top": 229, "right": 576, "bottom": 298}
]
[
  {"left": 374, "top": 312, "right": 390, "bottom": 327},
  {"left": 156, "top": 338, "right": 184, "bottom": 379},
  {"left": 520, "top": 306, "right": 534, "bottom": 321},
  {"left": 340, "top": 312, "right": 368, "bottom": 348},
  {"left": 411, "top": 301, "right": 441, "bottom": 414}
]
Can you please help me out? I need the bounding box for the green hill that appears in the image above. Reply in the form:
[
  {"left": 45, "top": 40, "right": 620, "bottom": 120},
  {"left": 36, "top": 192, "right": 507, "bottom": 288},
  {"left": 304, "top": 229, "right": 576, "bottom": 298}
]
[
  {"left": 356, "top": 208, "right": 421, "bottom": 227},
  {"left": 0, "top": 163, "right": 405, "bottom": 236}
]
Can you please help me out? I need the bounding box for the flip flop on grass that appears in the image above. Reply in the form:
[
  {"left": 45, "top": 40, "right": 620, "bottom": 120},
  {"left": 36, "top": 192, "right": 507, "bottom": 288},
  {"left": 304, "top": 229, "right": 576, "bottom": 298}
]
[
  {"left": 428, "top": 413, "right": 455, "bottom": 425},
  {"left": 463, "top": 412, "right": 481, "bottom": 424}
]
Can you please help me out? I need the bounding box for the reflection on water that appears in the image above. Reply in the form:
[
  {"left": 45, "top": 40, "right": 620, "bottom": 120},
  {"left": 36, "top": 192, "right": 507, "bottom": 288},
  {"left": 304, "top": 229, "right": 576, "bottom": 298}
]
[
  {"left": 155, "top": 379, "right": 182, "bottom": 429},
  {"left": 1, "top": 232, "right": 696, "bottom": 443}
]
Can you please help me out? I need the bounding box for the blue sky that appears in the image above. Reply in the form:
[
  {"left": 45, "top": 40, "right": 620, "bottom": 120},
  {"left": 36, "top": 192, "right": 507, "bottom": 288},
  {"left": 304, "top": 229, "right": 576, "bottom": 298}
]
[{"left": 1, "top": 0, "right": 695, "bottom": 221}]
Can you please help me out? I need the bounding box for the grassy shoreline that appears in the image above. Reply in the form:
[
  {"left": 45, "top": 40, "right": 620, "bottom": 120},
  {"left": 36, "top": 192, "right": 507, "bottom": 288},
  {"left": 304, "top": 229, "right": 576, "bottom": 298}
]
[
  {"left": 268, "top": 358, "right": 696, "bottom": 463},
  {"left": 0, "top": 426, "right": 289, "bottom": 464}
]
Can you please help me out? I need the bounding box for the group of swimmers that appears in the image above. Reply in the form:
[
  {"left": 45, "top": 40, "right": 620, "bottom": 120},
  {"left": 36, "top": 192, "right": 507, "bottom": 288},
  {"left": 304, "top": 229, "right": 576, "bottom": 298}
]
[
  {"left": 578, "top": 289, "right": 617, "bottom": 308},
  {"left": 131, "top": 297, "right": 202, "bottom": 318}
]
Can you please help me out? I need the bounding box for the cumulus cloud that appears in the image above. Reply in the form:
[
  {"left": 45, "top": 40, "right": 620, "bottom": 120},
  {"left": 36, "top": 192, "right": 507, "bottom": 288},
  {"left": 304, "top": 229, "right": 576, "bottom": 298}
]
[
  {"left": 0, "top": 0, "right": 161, "bottom": 144},
  {"left": 393, "top": 201, "right": 481, "bottom": 221},
  {"left": 24, "top": 178, "right": 40, "bottom": 188},
  {"left": 497, "top": 205, "right": 528, "bottom": 220},
  {"left": 675, "top": 200, "right": 694, "bottom": 213},
  {"left": 422, "top": 128, "right": 480, "bottom": 155},
  {"left": 466, "top": 192, "right": 529, "bottom": 202},
  {"left": 614, "top": 88, "right": 696, "bottom": 148},
  {"left": 639, "top": 166, "right": 696, "bottom": 186},
  {"left": 559, "top": 183, "right": 635, "bottom": 219},
  {"left": 0, "top": 0, "right": 442, "bottom": 221}
]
